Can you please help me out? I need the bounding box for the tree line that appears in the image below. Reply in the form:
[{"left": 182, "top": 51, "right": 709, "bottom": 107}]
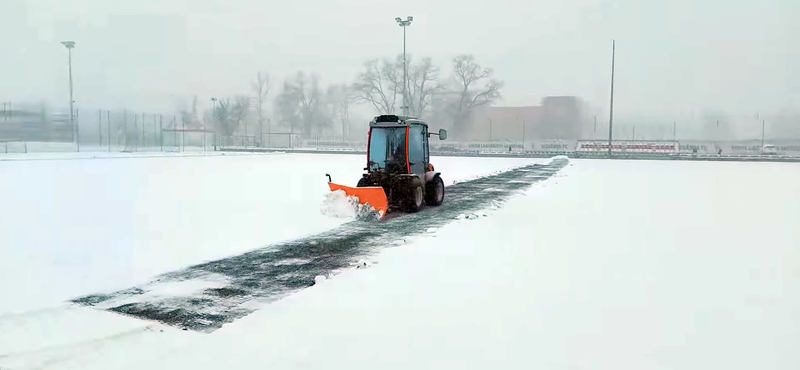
[{"left": 184, "top": 54, "right": 503, "bottom": 141}]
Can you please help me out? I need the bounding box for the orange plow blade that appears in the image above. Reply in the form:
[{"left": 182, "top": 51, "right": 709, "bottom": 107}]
[{"left": 328, "top": 182, "right": 389, "bottom": 217}]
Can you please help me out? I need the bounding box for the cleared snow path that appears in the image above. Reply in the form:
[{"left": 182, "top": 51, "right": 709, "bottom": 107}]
[{"left": 70, "top": 157, "right": 570, "bottom": 332}]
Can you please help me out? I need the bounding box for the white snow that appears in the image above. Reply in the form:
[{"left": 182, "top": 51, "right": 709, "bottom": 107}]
[
  {"left": 319, "top": 189, "right": 382, "bottom": 220},
  {"left": 0, "top": 152, "right": 541, "bottom": 314},
  {"left": 2, "top": 157, "right": 799, "bottom": 370}
]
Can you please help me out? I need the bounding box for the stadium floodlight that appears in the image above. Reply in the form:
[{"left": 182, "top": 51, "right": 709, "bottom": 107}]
[
  {"left": 61, "top": 41, "right": 76, "bottom": 148},
  {"left": 395, "top": 16, "right": 413, "bottom": 115}
]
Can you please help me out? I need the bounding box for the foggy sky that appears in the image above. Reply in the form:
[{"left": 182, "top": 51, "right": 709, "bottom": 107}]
[{"left": 2, "top": 0, "right": 798, "bottom": 119}]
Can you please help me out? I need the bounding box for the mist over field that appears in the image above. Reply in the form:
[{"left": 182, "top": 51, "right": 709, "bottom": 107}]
[{"left": 1, "top": 0, "right": 798, "bottom": 143}]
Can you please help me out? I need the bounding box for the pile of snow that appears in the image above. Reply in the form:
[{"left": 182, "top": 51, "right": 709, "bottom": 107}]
[{"left": 319, "top": 189, "right": 383, "bottom": 221}]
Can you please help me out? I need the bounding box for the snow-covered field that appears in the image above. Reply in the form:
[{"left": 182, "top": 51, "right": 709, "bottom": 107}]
[
  {"left": 0, "top": 152, "right": 541, "bottom": 314},
  {"left": 2, "top": 156, "right": 799, "bottom": 370}
]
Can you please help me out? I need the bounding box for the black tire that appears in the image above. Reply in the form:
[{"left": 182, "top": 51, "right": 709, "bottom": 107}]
[
  {"left": 425, "top": 175, "right": 445, "bottom": 206},
  {"left": 404, "top": 178, "right": 425, "bottom": 213},
  {"left": 357, "top": 177, "right": 371, "bottom": 187}
]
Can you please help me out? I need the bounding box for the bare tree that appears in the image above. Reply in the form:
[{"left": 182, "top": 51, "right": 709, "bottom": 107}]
[
  {"left": 452, "top": 54, "right": 503, "bottom": 113},
  {"left": 214, "top": 96, "right": 251, "bottom": 138},
  {"left": 251, "top": 71, "right": 271, "bottom": 143},
  {"left": 430, "top": 55, "right": 503, "bottom": 135},
  {"left": 232, "top": 95, "right": 251, "bottom": 133},
  {"left": 179, "top": 95, "right": 201, "bottom": 129},
  {"left": 275, "top": 80, "right": 300, "bottom": 134},
  {"left": 353, "top": 58, "right": 402, "bottom": 114},
  {"left": 327, "top": 83, "right": 357, "bottom": 139},
  {"left": 275, "top": 71, "right": 329, "bottom": 135},
  {"left": 353, "top": 55, "right": 441, "bottom": 118},
  {"left": 405, "top": 56, "right": 442, "bottom": 118},
  {"left": 214, "top": 98, "right": 234, "bottom": 137}
]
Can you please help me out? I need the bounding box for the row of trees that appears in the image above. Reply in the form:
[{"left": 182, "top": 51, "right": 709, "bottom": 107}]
[
  {"left": 354, "top": 55, "right": 502, "bottom": 123},
  {"left": 184, "top": 54, "right": 503, "bottom": 141}
]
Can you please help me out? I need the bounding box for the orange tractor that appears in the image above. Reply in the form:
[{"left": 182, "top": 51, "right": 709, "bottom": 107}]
[{"left": 327, "top": 115, "right": 448, "bottom": 219}]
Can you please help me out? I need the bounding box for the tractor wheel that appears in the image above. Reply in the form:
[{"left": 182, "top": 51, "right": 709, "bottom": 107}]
[
  {"left": 425, "top": 175, "right": 445, "bottom": 206},
  {"left": 357, "top": 177, "right": 371, "bottom": 187},
  {"left": 404, "top": 178, "right": 425, "bottom": 213}
]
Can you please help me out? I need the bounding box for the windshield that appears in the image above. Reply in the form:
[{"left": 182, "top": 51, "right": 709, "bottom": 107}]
[{"left": 369, "top": 127, "right": 407, "bottom": 172}]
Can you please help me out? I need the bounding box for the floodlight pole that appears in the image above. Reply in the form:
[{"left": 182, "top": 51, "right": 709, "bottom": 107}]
[
  {"left": 61, "top": 41, "right": 76, "bottom": 145},
  {"left": 608, "top": 39, "right": 615, "bottom": 156},
  {"left": 396, "top": 16, "right": 413, "bottom": 116},
  {"left": 211, "top": 98, "right": 217, "bottom": 148}
]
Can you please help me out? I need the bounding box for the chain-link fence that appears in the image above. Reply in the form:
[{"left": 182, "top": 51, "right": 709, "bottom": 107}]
[
  {"left": 0, "top": 108, "right": 223, "bottom": 154},
  {"left": 1, "top": 106, "right": 371, "bottom": 154}
]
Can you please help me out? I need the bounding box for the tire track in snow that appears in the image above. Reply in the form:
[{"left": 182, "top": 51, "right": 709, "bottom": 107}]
[{"left": 70, "top": 157, "right": 570, "bottom": 332}]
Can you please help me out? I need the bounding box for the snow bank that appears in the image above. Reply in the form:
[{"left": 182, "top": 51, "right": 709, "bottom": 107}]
[
  {"left": 40, "top": 157, "right": 797, "bottom": 370},
  {"left": 319, "top": 189, "right": 382, "bottom": 221}
]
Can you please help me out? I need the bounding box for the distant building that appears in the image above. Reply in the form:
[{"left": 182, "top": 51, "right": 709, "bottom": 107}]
[{"left": 465, "top": 96, "right": 587, "bottom": 141}]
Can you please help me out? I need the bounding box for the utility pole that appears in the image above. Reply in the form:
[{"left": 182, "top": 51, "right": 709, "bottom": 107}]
[
  {"left": 395, "top": 16, "right": 413, "bottom": 116},
  {"left": 76, "top": 109, "right": 80, "bottom": 152},
  {"left": 762, "top": 120, "right": 765, "bottom": 147},
  {"left": 211, "top": 98, "right": 217, "bottom": 149},
  {"left": 608, "top": 39, "right": 616, "bottom": 156},
  {"left": 134, "top": 113, "right": 138, "bottom": 151},
  {"left": 61, "top": 41, "right": 76, "bottom": 149},
  {"left": 123, "top": 109, "right": 127, "bottom": 148}
]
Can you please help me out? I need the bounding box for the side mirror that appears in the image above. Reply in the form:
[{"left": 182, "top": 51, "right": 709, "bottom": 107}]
[{"left": 438, "top": 129, "right": 447, "bottom": 140}]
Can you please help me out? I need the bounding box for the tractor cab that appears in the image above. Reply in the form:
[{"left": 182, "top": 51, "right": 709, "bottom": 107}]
[{"left": 367, "top": 115, "right": 447, "bottom": 179}]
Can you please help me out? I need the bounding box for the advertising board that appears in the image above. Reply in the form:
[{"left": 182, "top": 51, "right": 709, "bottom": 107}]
[{"left": 576, "top": 141, "right": 679, "bottom": 153}]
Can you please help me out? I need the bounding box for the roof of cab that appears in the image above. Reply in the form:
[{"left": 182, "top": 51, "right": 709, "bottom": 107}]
[{"left": 369, "top": 114, "right": 428, "bottom": 128}]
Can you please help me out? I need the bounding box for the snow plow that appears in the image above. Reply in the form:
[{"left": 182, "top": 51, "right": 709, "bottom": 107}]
[{"left": 326, "top": 114, "right": 448, "bottom": 219}]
